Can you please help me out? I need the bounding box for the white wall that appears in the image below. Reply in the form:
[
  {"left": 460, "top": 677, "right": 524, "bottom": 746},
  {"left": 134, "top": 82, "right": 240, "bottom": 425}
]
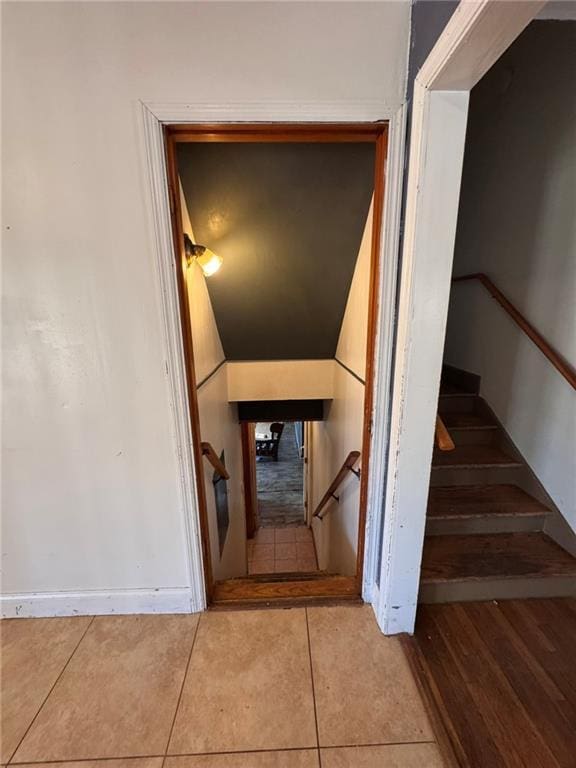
[
  {"left": 444, "top": 21, "right": 576, "bottom": 530},
  {"left": 310, "top": 203, "right": 372, "bottom": 574},
  {"left": 1, "top": 1, "right": 410, "bottom": 615},
  {"left": 197, "top": 370, "right": 246, "bottom": 581},
  {"left": 227, "top": 360, "right": 335, "bottom": 402},
  {"left": 180, "top": 187, "right": 246, "bottom": 581}
]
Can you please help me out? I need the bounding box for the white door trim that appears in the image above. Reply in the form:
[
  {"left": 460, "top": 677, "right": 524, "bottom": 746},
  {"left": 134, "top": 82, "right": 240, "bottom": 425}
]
[
  {"left": 138, "top": 100, "right": 405, "bottom": 611},
  {"left": 362, "top": 103, "right": 406, "bottom": 603},
  {"left": 374, "top": 0, "right": 545, "bottom": 634}
]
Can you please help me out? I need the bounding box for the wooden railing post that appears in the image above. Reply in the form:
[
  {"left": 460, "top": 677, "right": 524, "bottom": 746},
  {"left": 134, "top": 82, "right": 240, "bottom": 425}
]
[
  {"left": 200, "top": 442, "right": 230, "bottom": 480},
  {"left": 313, "top": 451, "right": 361, "bottom": 520}
]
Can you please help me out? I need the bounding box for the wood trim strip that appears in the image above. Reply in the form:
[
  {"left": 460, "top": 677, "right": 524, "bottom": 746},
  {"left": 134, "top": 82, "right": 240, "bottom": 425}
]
[
  {"left": 453, "top": 273, "right": 576, "bottom": 390},
  {"left": 197, "top": 359, "right": 226, "bottom": 390},
  {"left": 200, "top": 442, "right": 230, "bottom": 480},
  {"left": 167, "top": 123, "right": 383, "bottom": 143},
  {"left": 240, "top": 422, "right": 257, "bottom": 539},
  {"left": 334, "top": 357, "right": 366, "bottom": 385},
  {"left": 165, "top": 131, "right": 214, "bottom": 601}
]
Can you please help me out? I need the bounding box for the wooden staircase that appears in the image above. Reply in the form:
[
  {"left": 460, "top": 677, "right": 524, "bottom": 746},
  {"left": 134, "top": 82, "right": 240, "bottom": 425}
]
[{"left": 420, "top": 389, "right": 576, "bottom": 603}]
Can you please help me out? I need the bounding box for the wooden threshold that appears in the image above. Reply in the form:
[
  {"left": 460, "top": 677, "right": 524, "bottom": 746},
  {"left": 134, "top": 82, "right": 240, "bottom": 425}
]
[{"left": 212, "top": 574, "right": 357, "bottom": 605}]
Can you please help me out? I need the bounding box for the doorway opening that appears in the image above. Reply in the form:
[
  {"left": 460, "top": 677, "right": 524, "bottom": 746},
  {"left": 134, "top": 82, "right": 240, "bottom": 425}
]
[
  {"left": 255, "top": 421, "right": 306, "bottom": 529},
  {"left": 164, "top": 123, "right": 387, "bottom": 605},
  {"left": 243, "top": 420, "right": 319, "bottom": 575}
]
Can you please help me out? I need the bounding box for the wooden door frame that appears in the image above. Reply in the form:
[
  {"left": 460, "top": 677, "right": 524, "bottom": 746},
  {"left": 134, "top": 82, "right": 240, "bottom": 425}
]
[
  {"left": 140, "top": 100, "right": 406, "bottom": 615},
  {"left": 240, "top": 422, "right": 258, "bottom": 539},
  {"left": 375, "top": 0, "right": 545, "bottom": 634},
  {"left": 164, "top": 122, "right": 387, "bottom": 604}
]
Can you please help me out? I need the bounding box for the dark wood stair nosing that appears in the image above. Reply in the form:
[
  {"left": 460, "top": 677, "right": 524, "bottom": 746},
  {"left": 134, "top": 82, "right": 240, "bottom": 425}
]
[
  {"left": 432, "top": 460, "right": 523, "bottom": 469},
  {"left": 428, "top": 509, "right": 550, "bottom": 521},
  {"left": 421, "top": 570, "right": 575, "bottom": 585}
]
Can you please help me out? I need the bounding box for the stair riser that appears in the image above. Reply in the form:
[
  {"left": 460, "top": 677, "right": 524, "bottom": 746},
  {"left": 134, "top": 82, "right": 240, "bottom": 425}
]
[
  {"left": 419, "top": 576, "right": 576, "bottom": 604},
  {"left": 449, "top": 428, "right": 498, "bottom": 447},
  {"left": 438, "top": 395, "right": 478, "bottom": 415},
  {"left": 431, "top": 465, "right": 526, "bottom": 487},
  {"left": 426, "top": 514, "right": 547, "bottom": 537}
]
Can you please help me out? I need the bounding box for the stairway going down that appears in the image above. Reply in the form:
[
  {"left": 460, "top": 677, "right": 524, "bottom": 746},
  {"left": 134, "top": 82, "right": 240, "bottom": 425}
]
[{"left": 419, "top": 386, "right": 576, "bottom": 603}]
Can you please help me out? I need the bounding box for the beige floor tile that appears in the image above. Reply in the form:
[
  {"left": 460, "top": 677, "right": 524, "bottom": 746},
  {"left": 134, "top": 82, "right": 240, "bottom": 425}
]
[
  {"left": 166, "top": 751, "right": 319, "bottom": 767},
  {"left": 307, "top": 606, "right": 434, "bottom": 747},
  {"left": 294, "top": 528, "right": 312, "bottom": 543},
  {"left": 275, "top": 558, "right": 299, "bottom": 572},
  {"left": 14, "top": 760, "right": 163, "bottom": 768},
  {"left": 254, "top": 528, "right": 275, "bottom": 544},
  {"left": 275, "top": 542, "right": 296, "bottom": 559},
  {"left": 249, "top": 560, "right": 275, "bottom": 574},
  {"left": 14, "top": 614, "right": 198, "bottom": 762},
  {"left": 296, "top": 542, "right": 316, "bottom": 560},
  {"left": 321, "top": 743, "right": 445, "bottom": 767},
  {"left": 275, "top": 528, "right": 296, "bottom": 543},
  {"left": 251, "top": 543, "right": 274, "bottom": 562},
  {"left": 0, "top": 616, "right": 91, "bottom": 763},
  {"left": 297, "top": 559, "right": 318, "bottom": 572},
  {"left": 168, "top": 609, "right": 317, "bottom": 754}
]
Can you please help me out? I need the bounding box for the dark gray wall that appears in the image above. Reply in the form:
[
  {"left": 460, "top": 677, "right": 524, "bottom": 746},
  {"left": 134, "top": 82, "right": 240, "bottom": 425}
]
[
  {"left": 178, "top": 143, "right": 374, "bottom": 360},
  {"left": 453, "top": 20, "right": 576, "bottom": 278},
  {"left": 407, "top": 0, "right": 458, "bottom": 89}
]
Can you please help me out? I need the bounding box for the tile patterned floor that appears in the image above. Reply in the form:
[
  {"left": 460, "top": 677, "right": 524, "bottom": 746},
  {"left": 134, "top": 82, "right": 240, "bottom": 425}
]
[
  {"left": 248, "top": 526, "right": 318, "bottom": 575},
  {"left": 1, "top": 606, "right": 446, "bottom": 767}
]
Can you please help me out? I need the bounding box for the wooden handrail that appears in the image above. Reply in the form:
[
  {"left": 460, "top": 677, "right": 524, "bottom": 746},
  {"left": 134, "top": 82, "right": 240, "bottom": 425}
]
[
  {"left": 453, "top": 273, "right": 576, "bottom": 390},
  {"left": 201, "top": 441, "right": 230, "bottom": 480},
  {"left": 313, "top": 451, "right": 361, "bottom": 520},
  {"left": 435, "top": 414, "right": 455, "bottom": 452}
]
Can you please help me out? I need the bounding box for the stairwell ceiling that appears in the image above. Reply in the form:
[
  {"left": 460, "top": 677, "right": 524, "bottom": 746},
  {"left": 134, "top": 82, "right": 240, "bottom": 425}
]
[{"left": 177, "top": 142, "right": 374, "bottom": 361}]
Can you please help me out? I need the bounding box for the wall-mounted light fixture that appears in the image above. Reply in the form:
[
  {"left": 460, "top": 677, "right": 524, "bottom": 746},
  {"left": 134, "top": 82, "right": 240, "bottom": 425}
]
[{"left": 184, "top": 233, "right": 223, "bottom": 277}]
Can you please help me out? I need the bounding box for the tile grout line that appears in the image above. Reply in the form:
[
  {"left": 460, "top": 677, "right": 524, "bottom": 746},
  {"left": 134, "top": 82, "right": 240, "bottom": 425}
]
[
  {"left": 7, "top": 741, "right": 439, "bottom": 765},
  {"left": 160, "top": 612, "right": 203, "bottom": 767},
  {"left": 7, "top": 615, "right": 97, "bottom": 765},
  {"left": 304, "top": 607, "right": 323, "bottom": 768}
]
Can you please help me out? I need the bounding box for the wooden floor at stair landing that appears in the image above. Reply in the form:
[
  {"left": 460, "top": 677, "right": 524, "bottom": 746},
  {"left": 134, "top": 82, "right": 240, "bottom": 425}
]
[{"left": 412, "top": 598, "right": 576, "bottom": 768}]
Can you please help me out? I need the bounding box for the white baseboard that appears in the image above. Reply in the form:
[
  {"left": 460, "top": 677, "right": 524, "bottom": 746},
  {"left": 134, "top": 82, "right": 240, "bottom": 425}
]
[{"left": 1, "top": 587, "right": 201, "bottom": 619}]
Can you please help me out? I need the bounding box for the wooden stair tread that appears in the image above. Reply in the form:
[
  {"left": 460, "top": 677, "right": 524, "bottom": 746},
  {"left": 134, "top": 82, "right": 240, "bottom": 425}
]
[
  {"left": 427, "top": 484, "right": 549, "bottom": 519},
  {"left": 432, "top": 444, "right": 521, "bottom": 468},
  {"left": 421, "top": 533, "right": 576, "bottom": 583}
]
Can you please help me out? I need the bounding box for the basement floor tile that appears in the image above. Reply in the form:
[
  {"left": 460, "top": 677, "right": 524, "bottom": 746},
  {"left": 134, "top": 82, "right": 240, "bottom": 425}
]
[
  {"left": 165, "top": 751, "right": 319, "bottom": 767},
  {"left": 307, "top": 606, "right": 434, "bottom": 747},
  {"left": 13, "top": 614, "right": 198, "bottom": 763},
  {"left": 0, "top": 616, "right": 92, "bottom": 763},
  {"left": 320, "top": 743, "right": 445, "bottom": 767},
  {"left": 168, "top": 609, "right": 317, "bottom": 755}
]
